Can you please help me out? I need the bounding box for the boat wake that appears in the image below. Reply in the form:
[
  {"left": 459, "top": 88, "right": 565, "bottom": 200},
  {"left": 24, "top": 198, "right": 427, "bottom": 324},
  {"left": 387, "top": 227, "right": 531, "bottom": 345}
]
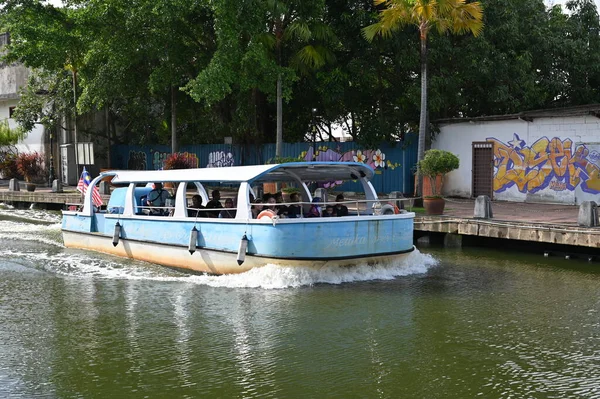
[
  {"left": 0, "top": 209, "right": 438, "bottom": 288},
  {"left": 186, "top": 251, "right": 438, "bottom": 288}
]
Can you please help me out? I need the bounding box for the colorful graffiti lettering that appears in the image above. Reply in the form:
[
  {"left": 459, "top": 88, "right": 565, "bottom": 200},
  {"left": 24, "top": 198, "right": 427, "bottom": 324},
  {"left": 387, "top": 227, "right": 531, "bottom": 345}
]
[
  {"left": 127, "top": 151, "right": 147, "bottom": 170},
  {"left": 207, "top": 151, "right": 234, "bottom": 168},
  {"left": 178, "top": 152, "right": 199, "bottom": 168},
  {"left": 487, "top": 133, "right": 600, "bottom": 194},
  {"left": 301, "top": 146, "right": 399, "bottom": 170},
  {"left": 299, "top": 145, "right": 400, "bottom": 188},
  {"left": 152, "top": 151, "right": 168, "bottom": 170}
]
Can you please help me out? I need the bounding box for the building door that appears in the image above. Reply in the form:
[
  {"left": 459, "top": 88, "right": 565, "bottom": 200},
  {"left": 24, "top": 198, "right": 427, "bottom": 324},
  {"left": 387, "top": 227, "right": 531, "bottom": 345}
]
[{"left": 472, "top": 142, "right": 494, "bottom": 198}]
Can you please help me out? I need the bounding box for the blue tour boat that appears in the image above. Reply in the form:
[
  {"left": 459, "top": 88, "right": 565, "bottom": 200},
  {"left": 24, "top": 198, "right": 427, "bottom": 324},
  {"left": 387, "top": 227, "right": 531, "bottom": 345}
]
[{"left": 61, "top": 162, "right": 415, "bottom": 275}]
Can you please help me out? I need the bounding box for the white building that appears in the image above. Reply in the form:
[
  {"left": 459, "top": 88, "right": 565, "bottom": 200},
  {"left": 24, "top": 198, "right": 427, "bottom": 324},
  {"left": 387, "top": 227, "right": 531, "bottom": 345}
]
[
  {"left": 1, "top": 32, "right": 110, "bottom": 185},
  {"left": 433, "top": 104, "right": 600, "bottom": 205},
  {"left": 0, "top": 33, "right": 46, "bottom": 156}
]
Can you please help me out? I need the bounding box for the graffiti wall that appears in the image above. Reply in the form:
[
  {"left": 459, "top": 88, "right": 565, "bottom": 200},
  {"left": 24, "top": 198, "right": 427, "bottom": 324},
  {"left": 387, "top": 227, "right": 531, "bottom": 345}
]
[
  {"left": 112, "top": 141, "right": 417, "bottom": 194},
  {"left": 206, "top": 151, "right": 234, "bottom": 168},
  {"left": 487, "top": 133, "right": 600, "bottom": 203}
]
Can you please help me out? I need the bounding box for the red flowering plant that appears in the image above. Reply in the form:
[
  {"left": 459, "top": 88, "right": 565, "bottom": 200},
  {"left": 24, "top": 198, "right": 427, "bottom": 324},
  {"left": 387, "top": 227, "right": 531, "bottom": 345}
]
[
  {"left": 164, "top": 152, "right": 196, "bottom": 170},
  {"left": 16, "top": 151, "right": 44, "bottom": 183}
]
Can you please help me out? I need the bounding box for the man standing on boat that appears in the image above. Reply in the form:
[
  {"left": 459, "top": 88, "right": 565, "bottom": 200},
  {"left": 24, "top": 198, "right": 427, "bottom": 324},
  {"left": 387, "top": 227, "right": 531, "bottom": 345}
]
[
  {"left": 205, "top": 190, "right": 222, "bottom": 218},
  {"left": 147, "top": 182, "right": 170, "bottom": 215}
]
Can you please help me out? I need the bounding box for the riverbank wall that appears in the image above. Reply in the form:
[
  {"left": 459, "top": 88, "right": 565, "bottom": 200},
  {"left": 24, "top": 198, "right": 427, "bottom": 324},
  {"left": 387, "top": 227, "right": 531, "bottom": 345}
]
[{"left": 2, "top": 186, "right": 598, "bottom": 252}]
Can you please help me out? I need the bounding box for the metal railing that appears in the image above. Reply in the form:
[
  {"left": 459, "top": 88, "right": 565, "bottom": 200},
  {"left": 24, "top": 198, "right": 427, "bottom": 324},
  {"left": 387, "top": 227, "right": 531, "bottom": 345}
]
[{"left": 71, "top": 197, "right": 415, "bottom": 217}]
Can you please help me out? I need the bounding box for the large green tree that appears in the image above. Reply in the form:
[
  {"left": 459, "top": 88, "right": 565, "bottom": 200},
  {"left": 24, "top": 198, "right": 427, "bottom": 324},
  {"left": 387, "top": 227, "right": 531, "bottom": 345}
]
[
  {"left": 2, "top": 1, "right": 88, "bottom": 164},
  {"left": 3, "top": 0, "right": 600, "bottom": 160},
  {"left": 364, "top": 0, "right": 483, "bottom": 197}
]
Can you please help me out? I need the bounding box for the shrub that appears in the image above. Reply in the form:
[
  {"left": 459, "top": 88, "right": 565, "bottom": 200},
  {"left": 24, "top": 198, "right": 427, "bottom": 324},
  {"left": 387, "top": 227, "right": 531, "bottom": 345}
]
[
  {"left": 164, "top": 152, "right": 196, "bottom": 169},
  {"left": 16, "top": 151, "right": 44, "bottom": 183},
  {"left": 0, "top": 150, "right": 21, "bottom": 179}
]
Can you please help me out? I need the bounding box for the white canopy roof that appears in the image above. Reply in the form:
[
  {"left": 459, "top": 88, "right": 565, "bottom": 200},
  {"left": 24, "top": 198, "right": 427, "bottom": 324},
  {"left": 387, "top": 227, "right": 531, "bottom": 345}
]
[{"left": 106, "top": 162, "right": 374, "bottom": 184}]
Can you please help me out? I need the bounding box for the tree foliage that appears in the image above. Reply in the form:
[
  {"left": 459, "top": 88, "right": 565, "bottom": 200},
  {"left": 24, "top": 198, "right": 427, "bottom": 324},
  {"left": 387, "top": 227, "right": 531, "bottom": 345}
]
[
  {"left": 0, "top": 120, "right": 26, "bottom": 146},
  {"left": 0, "top": 0, "right": 599, "bottom": 149}
]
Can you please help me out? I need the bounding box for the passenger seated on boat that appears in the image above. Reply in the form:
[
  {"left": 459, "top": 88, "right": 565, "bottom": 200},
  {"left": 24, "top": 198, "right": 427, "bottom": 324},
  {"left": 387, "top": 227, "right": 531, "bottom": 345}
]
[
  {"left": 251, "top": 198, "right": 263, "bottom": 219},
  {"left": 275, "top": 191, "right": 288, "bottom": 216},
  {"left": 307, "top": 197, "right": 322, "bottom": 218},
  {"left": 219, "top": 198, "right": 236, "bottom": 219},
  {"left": 334, "top": 194, "right": 349, "bottom": 217},
  {"left": 188, "top": 195, "right": 205, "bottom": 217},
  {"left": 322, "top": 204, "right": 335, "bottom": 217},
  {"left": 286, "top": 193, "right": 302, "bottom": 218},
  {"left": 147, "top": 182, "right": 170, "bottom": 215},
  {"left": 266, "top": 196, "right": 277, "bottom": 211},
  {"left": 205, "top": 190, "right": 222, "bottom": 218}
]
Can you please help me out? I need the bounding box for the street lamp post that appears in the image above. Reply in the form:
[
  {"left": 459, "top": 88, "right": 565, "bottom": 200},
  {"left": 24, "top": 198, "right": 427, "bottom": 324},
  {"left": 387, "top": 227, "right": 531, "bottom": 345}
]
[{"left": 48, "top": 129, "right": 55, "bottom": 187}]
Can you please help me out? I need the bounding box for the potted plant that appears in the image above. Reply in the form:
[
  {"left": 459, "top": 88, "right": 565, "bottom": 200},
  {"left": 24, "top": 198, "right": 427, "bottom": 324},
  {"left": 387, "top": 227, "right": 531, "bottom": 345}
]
[
  {"left": 16, "top": 151, "right": 44, "bottom": 192},
  {"left": 417, "top": 149, "right": 459, "bottom": 215},
  {"left": 164, "top": 152, "right": 196, "bottom": 170},
  {"left": 163, "top": 152, "right": 196, "bottom": 189}
]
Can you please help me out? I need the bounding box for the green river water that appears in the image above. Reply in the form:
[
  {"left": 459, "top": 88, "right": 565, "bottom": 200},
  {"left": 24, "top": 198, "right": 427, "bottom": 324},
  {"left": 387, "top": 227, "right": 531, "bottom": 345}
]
[{"left": 0, "top": 206, "right": 599, "bottom": 398}]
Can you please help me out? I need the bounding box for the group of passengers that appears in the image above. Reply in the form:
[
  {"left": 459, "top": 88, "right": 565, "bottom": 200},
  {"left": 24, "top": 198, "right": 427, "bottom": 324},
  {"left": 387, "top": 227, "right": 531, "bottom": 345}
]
[
  {"left": 251, "top": 192, "right": 348, "bottom": 218},
  {"left": 147, "top": 182, "right": 349, "bottom": 219},
  {"left": 187, "top": 190, "right": 236, "bottom": 218},
  {"left": 310, "top": 194, "right": 348, "bottom": 218}
]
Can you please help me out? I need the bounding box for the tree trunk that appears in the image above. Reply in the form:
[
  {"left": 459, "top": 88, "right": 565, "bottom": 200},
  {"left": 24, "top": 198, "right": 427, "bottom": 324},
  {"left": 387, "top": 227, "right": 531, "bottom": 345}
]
[
  {"left": 171, "top": 86, "right": 178, "bottom": 153},
  {"left": 276, "top": 74, "right": 283, "bottom": 157},
  {"left": 416, "top": 32, "right": 428, "bottom": 199},
  {"left": 105, "top": 106, "right": 111, "bottom": 168}
]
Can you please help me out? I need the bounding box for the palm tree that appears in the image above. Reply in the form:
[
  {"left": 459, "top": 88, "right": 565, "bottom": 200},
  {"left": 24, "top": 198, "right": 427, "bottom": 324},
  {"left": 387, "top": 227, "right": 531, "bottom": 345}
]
[
  {"left": 262, "top": 0, "right": 336, "bottom": 158},
  {"left": 363, "top": 0, "right": 483, "bottom": 197}
]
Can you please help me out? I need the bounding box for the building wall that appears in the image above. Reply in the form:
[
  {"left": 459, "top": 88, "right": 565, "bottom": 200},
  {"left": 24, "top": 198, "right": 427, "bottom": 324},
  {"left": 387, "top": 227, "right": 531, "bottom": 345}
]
[
  {"left": 434, "top": 115, "right": 600, "bottom": 204},
  {"left": 0, "top": 66, "right": 45, "bottom": 155},
  {"left": 0, "top": 64, "right": 28, "bottom": 100}
]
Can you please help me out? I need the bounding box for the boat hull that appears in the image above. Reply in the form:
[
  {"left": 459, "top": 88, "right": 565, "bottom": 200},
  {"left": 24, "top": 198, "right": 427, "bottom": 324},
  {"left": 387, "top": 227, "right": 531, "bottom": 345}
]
[{"left": 62, "top": 230, "right": 415, "bottom": 275}]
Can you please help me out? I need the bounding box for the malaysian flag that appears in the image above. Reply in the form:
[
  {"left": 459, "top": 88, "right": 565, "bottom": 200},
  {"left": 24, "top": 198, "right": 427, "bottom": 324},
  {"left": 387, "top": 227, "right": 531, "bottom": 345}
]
[{"left": 77, "top": 167, "right": 103, "bottom": 207}]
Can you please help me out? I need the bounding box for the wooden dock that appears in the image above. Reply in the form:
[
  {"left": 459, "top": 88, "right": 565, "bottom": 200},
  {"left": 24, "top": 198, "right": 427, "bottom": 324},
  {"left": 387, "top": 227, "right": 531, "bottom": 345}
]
[{"left": 415, "top": 216, "right": 600, "bottom": 249}]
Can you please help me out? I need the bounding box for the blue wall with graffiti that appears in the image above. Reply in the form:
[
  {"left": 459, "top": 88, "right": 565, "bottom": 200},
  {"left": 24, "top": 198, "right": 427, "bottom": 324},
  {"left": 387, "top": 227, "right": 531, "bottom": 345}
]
[{"left": 112, "top": 140, "right": 418, "bottom": 194}]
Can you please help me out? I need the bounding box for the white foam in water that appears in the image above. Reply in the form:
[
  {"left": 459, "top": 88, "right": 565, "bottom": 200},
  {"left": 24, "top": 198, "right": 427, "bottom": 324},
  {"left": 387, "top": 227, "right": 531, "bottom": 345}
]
[
  {"left": 186, "top": 250, "right": 438, "bottom": 289},
  {"left": 0, "top": 220, "right": 64, "bottom": 247},
  {"left": 0, "top": 203, "right": 62, "bottom": 224},
  {"left": 8, "top": 245, "right": 437, "bottom": 289}
]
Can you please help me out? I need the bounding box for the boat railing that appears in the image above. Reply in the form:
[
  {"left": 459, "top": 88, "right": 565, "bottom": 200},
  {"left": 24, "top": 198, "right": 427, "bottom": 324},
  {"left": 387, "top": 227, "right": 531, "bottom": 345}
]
[
  {"left": 250, "top": 198, "right": 413, "bottom": 217},
  {"left": 97, "top": 197, "right": 414, "bottom": 218}
]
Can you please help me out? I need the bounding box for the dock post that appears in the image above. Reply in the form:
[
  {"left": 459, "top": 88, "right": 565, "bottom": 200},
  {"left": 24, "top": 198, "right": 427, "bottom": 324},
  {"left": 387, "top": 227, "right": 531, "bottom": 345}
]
[
  {"left": 8, "top": 178, "right": 20, "bottom": 192},
  {"left": 577, "top": 201, "right": 598, "bottom": 227},
  {"left": 474, "top": 195, "right": 493, "bottom": 219},
  {"left": 52, "top": 179, "right": 63, "bottom": 193}
]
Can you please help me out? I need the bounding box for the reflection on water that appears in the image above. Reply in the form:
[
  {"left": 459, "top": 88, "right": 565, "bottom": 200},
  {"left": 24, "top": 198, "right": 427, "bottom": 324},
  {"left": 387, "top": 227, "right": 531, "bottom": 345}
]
[{"left": 1, "top": 208, "right": 600, "bottom": 398}]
